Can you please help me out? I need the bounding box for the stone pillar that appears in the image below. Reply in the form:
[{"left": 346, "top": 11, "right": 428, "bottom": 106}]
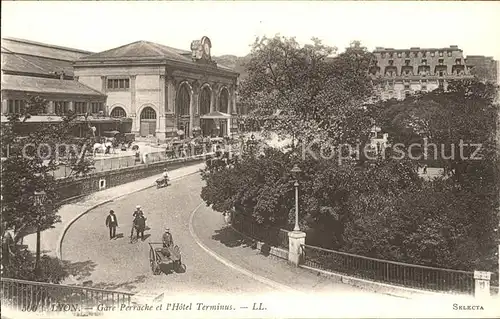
[
  {"left": 211, "top": 83, "right": 219, "bottom": 112},
  {"left": 2, "top": 99, "right": 8, "bottom": 114},
  {"left": 156, "top": 75, "right": 167, "bottom": 141},
  {"left": 130, "top": 75, "right": 138, "bottom": 135},
  {"left": 189, "top": 82, "right": 195, "bottom": 138},
  {"left": 68, "top": 101, "right": 74, "bottom": 113},
  {"left": 473, "top": 271, "right": 491, "bottom": 298},
  {"left": 101, "top": 76, "right": 107, "bottom": 94},
  {"left": 215, "top": 87, "right": 220, "bottom": 112},
  {"left": 288, "top": 231, "right": 306, "bottom": 266},
  {"left": 166, "top": 75, "right": 176, "bottom": 114},
  {"left": 192, "top": 81, "right": 200, "bottom": 134},
  {"left": 47, "top": 101, "right": 55, "bottom": 115},
  {"left": 231, "top": 85, "right": 238, "bottom": 115}
]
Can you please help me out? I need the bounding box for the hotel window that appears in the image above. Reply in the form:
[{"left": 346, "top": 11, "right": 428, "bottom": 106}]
[
  {"left": 91, "top": 102, "right": 104, "bottom": 114},
  {"left": 8, "top": 100, "right": 26, "bottom": 114},
  {"left": 405, "top": 52, "right": 410, "bottom": 58},
  {"left": 389, "top": 52, "right": 394, "bottom": 58},
  {"left": 404, "top": 84, "right": 410, "bottom": 90},
  {"left": 54, "top": 101, "right": 69, "bottom": 115},
  {"left": 381, "top": 52, "right": 386, "bottom": 58},
  {"left": 107, "top": 78, "right": 130, "bottom": 90},
  {"left": 74, "top": 102, "right": 87, "bottom": 114},
  {"left": 397, "top": 52, "right": 402, "bottom": 58},
  {"left": 389, "top": 60, "right": 394, "bottom": 66},
  {"left": 447, "top": 51, "right": 452, "bottom": 57},
  {"left": 439, "top": 51, "right": 443, "bottom": 57},
  {"left": 455, "top": 59, "right": 462, "bottom": 65},
  {"left": 438, "top": 59, "right": 444, "bottom": 65},
  {"left": 431, "top": 52, "right": 435, "bottom": 57},
  {"left": 421, "top": 59, "right": 427, "bottom": 65},
  {"left": 422, "top": 51, "right": 427, "bottom": 57},
  {"left": 405, "top": 60, "right": 411, "bottom": 66},
  {"left": 413, "top": 52, "right": 418, "bottom": 58}
]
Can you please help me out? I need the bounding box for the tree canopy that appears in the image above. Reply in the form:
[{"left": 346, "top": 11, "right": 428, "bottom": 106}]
[{"left": 239, "top": 36, "right": 377, "bottom": 146}]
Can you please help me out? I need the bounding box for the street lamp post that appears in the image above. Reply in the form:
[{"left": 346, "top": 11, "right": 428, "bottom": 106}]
[
  {"left": 33, "top": 190, "right": 47, "bottom": 277},
  {"left": 290, "top": 164, "right": 302, "bottom": 232}
]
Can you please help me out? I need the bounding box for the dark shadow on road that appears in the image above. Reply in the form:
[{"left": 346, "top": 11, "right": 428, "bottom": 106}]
[
  {"left": 114, "top": 233, "right": 124, "bottom": 239},
  {"left": 145, "top": 226, "right": 151, "bottom": 231},
  {"left": 90, "top": 275, "right": 148, "bottom": 292},
  {"left": 142, "top": 234, "right": 151, "bottom": 241},
  {"left": 211, "top": 226, "right": 254, "bottom": 248},
  {"left": 61, "top": 260, "right": 98, "bottom": 281}
]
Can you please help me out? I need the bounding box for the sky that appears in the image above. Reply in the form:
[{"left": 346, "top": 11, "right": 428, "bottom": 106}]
[{"left": 2, "top": 1, "right": 500, "bottom": 60}]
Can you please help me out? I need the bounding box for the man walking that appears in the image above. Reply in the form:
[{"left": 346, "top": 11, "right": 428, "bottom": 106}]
[{"left": 105, "top": 210, "right": 118, "bottom": 239}]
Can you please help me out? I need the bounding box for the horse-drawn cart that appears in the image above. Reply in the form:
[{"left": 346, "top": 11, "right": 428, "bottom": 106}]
[{"left": 148, "top": 242, "right": 182, "bottom": 275}]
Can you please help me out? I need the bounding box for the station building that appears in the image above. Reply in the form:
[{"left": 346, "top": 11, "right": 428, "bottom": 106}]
[
  {"left": 74, "top": 36, "right": 239, "bottom": 140},
  {"left": 0, "top": 37, "right": 125, "bottom": 136}
]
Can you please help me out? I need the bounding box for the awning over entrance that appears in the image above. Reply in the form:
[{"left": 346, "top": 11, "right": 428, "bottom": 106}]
[{"left": 200, "top": 111, "right": 232, "bottom": 119}]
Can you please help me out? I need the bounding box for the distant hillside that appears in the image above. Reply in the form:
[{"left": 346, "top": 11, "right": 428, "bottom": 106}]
[{"left": 214, "top": 55, "right": 250, "bottom": 80}]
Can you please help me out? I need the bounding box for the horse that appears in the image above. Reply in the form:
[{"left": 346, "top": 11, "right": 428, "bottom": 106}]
[
  {"left": 130, "top": 215, "right": 146, "bottom": 243},
  {"left": 92, "top": 143, "right": 106, "bottom": 155}
]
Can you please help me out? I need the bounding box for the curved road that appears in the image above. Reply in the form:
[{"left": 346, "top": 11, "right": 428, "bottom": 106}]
[
  {"left": 61, "top": 173, "right": 395, "bottom": 300},
  {"left": 62, "top": 173, "right": 276, "bottom": 296}
]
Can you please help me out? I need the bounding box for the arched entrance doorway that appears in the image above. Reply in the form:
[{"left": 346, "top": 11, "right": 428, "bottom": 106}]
[
  {"left": 176, "top": 83, "right": 191, "bottom": 138},
  {"left": 199, "top": 86, "right": 212, "bottom": 136},
  {"left": 110, "top": 107, "right": 126, "bottom": 118},
  {"left": 219, "top": 88, "right": 229, "bottom": 114},
  {"left": 218, "top": 88, "right": 229, "bottom": 136},
  {"left": 140, "top": 106, "right": 157, "bottom": 136}
]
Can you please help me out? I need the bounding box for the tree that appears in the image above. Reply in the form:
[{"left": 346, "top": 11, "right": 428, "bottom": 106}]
[
  {"left": 1, "top": 96, "right": 94, "bottom": 279},
  {"left": 240, "top": 36, "right": 377, "bottom": 146}
]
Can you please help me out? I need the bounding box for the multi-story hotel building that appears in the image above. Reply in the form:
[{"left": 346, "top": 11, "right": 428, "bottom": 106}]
[{"left": 370, "top": 45, "right": 474, "bottom": 100}]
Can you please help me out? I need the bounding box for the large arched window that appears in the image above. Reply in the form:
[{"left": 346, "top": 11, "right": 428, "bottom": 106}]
[
  {"left": 200, "top": 86, "right": 211, "bottom": 115},
  {"left": 219, "top": 88, "right": 229, "bottom": 114},
  {"left": 176, "top": 83, "right": 191, "bottom": 116},
  {"left": 140, "top": 107, "right": 156, "bottom": 119},
  {"left": 110, "top": 107, "right": 127, "bottom": 118}
]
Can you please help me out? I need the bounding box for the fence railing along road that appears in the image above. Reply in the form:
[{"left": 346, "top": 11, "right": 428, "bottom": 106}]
[
  {"left": 1, "top": 277, "right": 133, "bottom": 313},
  {"left": 301, "top": 244, "right": 499, "bottom": 295},
  {"left": 231, "top": 211, "right": 289, "bottom": 250},
  {"left": 230, "top": 211, "right": 499, "bottom": 296}
]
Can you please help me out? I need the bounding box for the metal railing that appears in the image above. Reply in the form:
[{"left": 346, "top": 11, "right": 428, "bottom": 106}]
[
  {"left": 301, "top": 244, "right": 476, "bottom": 295},
  {"left": 1, "top": 277, "right": 133, "bottom": 313},
  {"left": 52, "top": 147, "right": 213, "bottom": 179},
  {"left": 232, "top": 212, "right": 289, "bottom": 250}
]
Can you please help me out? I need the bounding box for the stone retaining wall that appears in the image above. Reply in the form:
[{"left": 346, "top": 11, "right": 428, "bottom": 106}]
[{"left": 56, "top": 156, "right": 206, "bottom": 203}]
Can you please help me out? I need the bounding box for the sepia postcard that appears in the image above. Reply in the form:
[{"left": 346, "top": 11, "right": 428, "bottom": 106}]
[{"left": 1, "top": 1, "right": 499, "bottom": 318}]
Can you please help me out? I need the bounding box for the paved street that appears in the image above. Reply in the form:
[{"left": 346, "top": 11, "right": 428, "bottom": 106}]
[
  {"left": 61, "top": 173, "right": 276, "bottom": 296},
  {"left": 60, "top": 172, "right": 398, "bottom": 300}
]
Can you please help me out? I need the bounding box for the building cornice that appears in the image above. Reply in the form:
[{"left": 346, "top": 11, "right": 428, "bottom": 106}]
[{"left": 73, "top": 58, "right": 239, "bottom": 78}]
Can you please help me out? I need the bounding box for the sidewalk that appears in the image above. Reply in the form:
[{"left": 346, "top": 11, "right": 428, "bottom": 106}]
[
  {"left": 191, "top": 204, "right": 396, "bottom": 298},
  {"left": 23, "top": 162, "right": 205, "bottom": 259}
]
